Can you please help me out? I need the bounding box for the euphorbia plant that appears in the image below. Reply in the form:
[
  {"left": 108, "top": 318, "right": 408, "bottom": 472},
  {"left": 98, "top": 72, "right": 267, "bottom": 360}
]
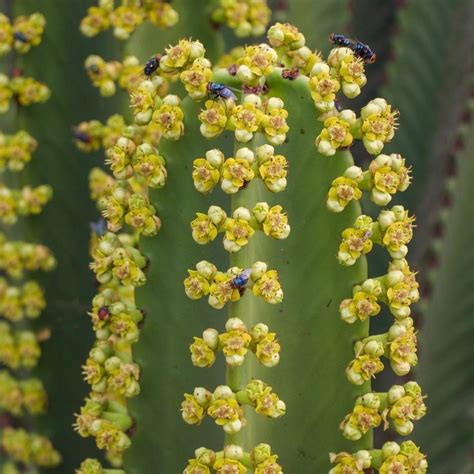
[{"left": 74, "top": 10, "right": 427, "bottom": 474}]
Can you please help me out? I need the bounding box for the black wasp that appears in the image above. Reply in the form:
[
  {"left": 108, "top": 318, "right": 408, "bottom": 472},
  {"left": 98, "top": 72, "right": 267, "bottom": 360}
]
[
  {"left": 207, "top": 82, "right": 237, "bottom": 101},
  {"left": 329, "top": 33, "right": 376, "bottom": 64},
  {"left": 143, "top": 54, "right": 162, "bottom": 77}
]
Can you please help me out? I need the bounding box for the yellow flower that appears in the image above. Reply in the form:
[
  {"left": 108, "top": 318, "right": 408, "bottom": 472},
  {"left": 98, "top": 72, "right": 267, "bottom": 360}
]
[
  {"left": 261, "top": 205, "right": 290, "bottom": 239},
  {"left": 309, "top": 63, "right": 340, "bottom": 111},
  {"left": 237, "top": 44, "right": 277, "bottom": 83},
  {"left": 252, "top": 270, "right": 283, "bottom": 304},
  {"left": 213, "top": 458, "right": 247, "bottom": 474},
  {"left": 152, "top": 100, "right": 184, "bottom": 140},
  {"left": 207, "top": 397, "right": 241, "bottom": 426},
  {"left": 80, "top": 6, "right": 110, "bottom": 38},
  {"left": 315, "top": 113, "right": 355, "bottom": 156},
  {"left": 190, "top": 337, "right": 216, "bottom": 368},
  {"left": 180, "top": 61, "right": 213, "bottom": 100},
  {"left": 255, "top": 333, "right": 280, "bottom": 367},
  {"left": 109, "top": 5, "right": 145, "bottom": 40},
  {"left": 339, "top": 291, "right": 381, "bottom": 323},
  {"left": 0, "top": 74, "right": 13, "bottom": 114},
  {"left": 261, "top": 100, "right": 289, "bottom": 145},
  {"left": 191, "top": 213, "right": 219, "bottom": 244},
  {"left": 181, "top": 393, "right": 206, "bottom": 425},
  {"left": 147, "top": 2, "right": 179, "bottom": 29},
  {"left": 360, "top": 98, "right": 398, "bottom": 155},
  {"left": 208, "top": 272, "right": 240, "bottom": 309},
  {"left": 221, "top": 158, "right": 255, "bottom": 192},
  {"left": 340, "top": 405, "right": 381, "bottom": 440},
  {"left": 230, "top": 102, "right": 263, "bottom": 142},
  {"left": 118, "top": 58, "right": 143, "bottom": 92},
  {"left": 132, "top": 146, "right": 167, "bottom": 188},
  {"left": 329, "top": 451, "right": 367, "bottom": 474},
  {"left": 161, "top": 39, "right": 192, "bottom": 70},
  {"left": 198, "top": 100, "right": 229, "bottom": 138},
  {"left": 253, "top": 387, "right": 286, "bottom": 418},
  {"left": 192, "top": 158, "right": 221, "bottom": 194},
  {"left": 130, "top": 80, "right": 157, "bottom": 123},
  {"left": 222, "top": 218, "right": 255, "bottom": 249},
  {"left": 379, "top": 454, "right": 410, "bottom": 474},
  {"left": 346, "top": 354, "right": 384, "bottom": 385},
  {"left": 382, "top": 218, "right": 414, "bottom": 254},
  {"left": 219, "top": 330, "right": 252, "bottom": 357},
  {"left": 254, "top": 455, "right": 283, "bottom": 474},
  {"left": 388, "top": 326, "right": 418, "bottom": 375},
  {"left": 92, "top": 419, "right": 130, "bottom": 454},
  {"left": 338, "top": 228, "right": 373, "bottom": 266},
  {"left": 328, "top": 48, "right": 367, "bottom": 98},
  {"left": 258, "top": 153, "right": 288, "bottom": 193},
  {"left": 10, "top": 76, "right": 50, "bottom": 107},
  {"left": 184, "top": 270, "right": 210, "bottom": 300},
  {"left": 0, "top": 14, "right": 13, "bottom": 56},
  {"left": 267, "top": 22, "right": 305, "bottom": 50},
  {"left": 327, "top": 177, "right": 362, "bottom": 213},
  {"left": 184, "top": 459, "right": 211, "bottom": 474}
]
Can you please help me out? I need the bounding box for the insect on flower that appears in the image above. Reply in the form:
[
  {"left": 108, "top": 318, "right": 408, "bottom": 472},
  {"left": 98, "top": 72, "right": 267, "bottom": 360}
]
[
  {"left": 72, "top": 126, "right": 92, "bottom": 144},
  {"left": 89, "top": 218, "right": 107, "bottom": 237},
  {"left": 143, "top": 54, "right": 162, "bottom": 77},
  {"left": 14, "top": 31, "right": 28, "bottom": 43},
  {"left": 207, "top": 82, "right": 238, "bottom": 102},
  {"left": 329, "top": 33, "right": 376, "bottom": 64},
  {"left": 230, "top": 268, "right": 252, "bottom": 295}
]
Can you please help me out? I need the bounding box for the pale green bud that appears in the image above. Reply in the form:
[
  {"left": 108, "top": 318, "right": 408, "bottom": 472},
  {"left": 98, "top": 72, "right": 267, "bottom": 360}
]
[
  {"left": 208, "top": 295, "right": 224, "bottom": 309},
  {"left": 255, "top": 144, "right": 275, "bottom": 162},
  {"left": 226, "top": 354, "right": 245, "bottom": 367},
  {"left": 244, "top": 94, "right": 262, "bottom": 108},
  {"left": 344, "top": 166, "right": 363, "bottom": 181},
  {"left": 237, "top": 65, "right": 255, "bottom": 83},
  {"left": 354, "top": 450, "right": 372, "bottom": 468},
  {"left": 363, "top": 137, "right": 384, "bottom": 155},
  {"left": 163, "top": 94, "right": 180, "bottom": 106},
  {"left": 266, "top": 177, "right": 287, "bottom": 192},
  {"left": 202, "top": 328, "right": 219, "bottom": 350},
  {"left": 205, "top": 149, "right": 225, "bottom": 168},
  {"left": 251, "top": 261, "right": 268, "bottom": 280},
  {"left": 223, "top": 238, "right": 241, "bottom": 253},
  {"left": 253, "top": 202, "right": 270, "bottom": 223},
  {"left": 395, "top": 420, "right": 414, "bottom": 435},
  {"left": 213, "top": 385, "right": 234, "bottom": 400},
  {"left": 359, "top": 393, "right": 380, "bottom": 409},
  {"left": 221, "top": 179, "right": 240, "bottom": 194},
  {"left": 236, "top": 21, "right": 252, "bottom": 37},
  {"left": 235, "top": 129, "right": 253, "bottom": 143},
  {"left": 391, "top": 360, "right": 411, "bottom": 376},
  {"left": 388, "top": 323, "right": 407, "bottom": 341},
  {"left": 360, "top": 278, "right": 382, "bottom": 295},
  {"left": 233, "top": 207, "right": 251, "bottom": 221},
  {"left": 364, "top": 340, "right": 385, "bottom": 357},
  {"left": 193, "top": 387, "right": 212, "bottom": 406},
  {"left": 225, "top": 318, "right": 247, "bottom": 332},
  {"left": 196, "top": 260, "right": 216, "bottom": 280},
  {"left": 208, "top": 205, "right": 227, "bottom": 226},
  {"left": 386, "top": 270, "right": 404, "bottom": 287},
  {"left": 342, "top": 82, "right": 361, "bottom": 98},
  {"left": 343, "top": 423, "right": 362, "bottom": 440},
  {"left": 382, "top": 441, "right": 400, "bottom": 459},
  {"left": 250, "top": 323, "right": 269, "bottom": 341},
  {"left": 317, "top": 140, "right": 336, "bottom": 156},
  {"left": 195, "top": 447, "right": 216, "bottom": 466},
  {"left": 392, "top": 205, "right": 406, "bottom": 221},
  {"left": 346, "top": 368, "right": 364, "bottom": 385},
  {"left": 252, "top": 443, "right": 272, "bottom": 464},
  {"left": 99, "top": 80, "right": 116, "bottom": 97},
  {"left": 223, "top": 418, "right": 242, "bottom": 434},
  {"left": 135, "top": 110, "right": 153, "bottom": 125},
  {"left": 378, "top": 210, "right": 396, "bottom": 230},
  {"left": 104, "top": 356, "right": 121, "bottom": 372},
  {"left": 266, "top": 97, "right": 284, "bottom": 111},
  {"left": 388, "top": 245, "right": 408, "bottom": 260},
  {"left": 371, "top": 188, "right": 392, "bottom": 206},
  {"left": 391, "top": 304, "right": 411, "bottom": 319},
  {"left": 388, "top": 385, "right": 405, "bottom": 404},
  {"left": 339, "top": 109, "right": 357, "bottom": 125},
  {"left": 189, "top": 40, "right": 205, "bottom": 60}
]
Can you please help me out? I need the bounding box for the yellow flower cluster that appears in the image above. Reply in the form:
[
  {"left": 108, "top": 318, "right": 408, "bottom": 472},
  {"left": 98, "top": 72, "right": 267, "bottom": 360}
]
[
  {"left": 330, "top": 441, "right": 427, "bottom": 473},
  {"left": 0, "top": 73, "right": 50, "bottom": 113},
  {"left": 327, "top": 47, "right": 367, "bottom": 99},
  {"left": 189, "top": 318, "right": 280, "bottom": 369},
  {"left": 1, "top": 428, "right": 61, "bottom": 467},
  {"left": 0, "top": 130, "right": 37, "bottom": 172},
  {"left": 85, "top": 54, "right": 134, "bottom": 97},
  {"left": 0, "top": 279, "right": 45, "bottom": 322},
  {"left": 211, "top": 0, "right": 271, "bottom": 37},
  {"left": 0, "top": 233, "right": 56, "bottom": 279},
  {"left": 315, "top": 109, "right": 356, "bottom": 156},
  {"left": 340, "top": 382, "right": 426, "bottom": 440},
  {"left": 0, "top": 370, "right": 47, "bottom": 416},
  {"left": 192, "top": 145, "right": 288, "bottom": 195},
  {"left": 308, "top": 62, "right": 341, "bottom": 112},
  {"left": 0, "top": 323, "right": 41, "bottom": 370},
  {"left": 245, "top": 379, "right": 286, "bottom": 418},
  {"left": 0, "top": 184, "right": 52, "bottom": 225},
  {"left": 184, "top": 261, "right": 283, "bottom": 309},
  {"left": 183, "top": 444, "right": 282, "bottom": 474},
  {"left": 236, "top": 44, "right": 277, "bottom": 85},
  {"left": 191, "top": 202, "right": 290, "bottom": 252},
  {"left": 80, "top": 0, "right": 178, "bottom": 40},
  {"left": 0, "top": 12, "right": 46, "bottom": 56}
]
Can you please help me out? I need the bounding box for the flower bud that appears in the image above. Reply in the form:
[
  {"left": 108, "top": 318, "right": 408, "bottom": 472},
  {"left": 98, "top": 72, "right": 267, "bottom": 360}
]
[
  {"left": 213, "top": 385, "right": 233, "bottom": 400},
  {"left": 226, "top": 354, "right": 245, "bottom": 367},
  {"left": 378, "top": 210, "right": 396, "bottom": 230},
  {"left": 205, "top": 149, "right": 225, "bottom": 168},
  {"left": 224, "top": 445, "right": 244, "bottom": 460},
  {"left": 344, "top": 166, "right": 363, "bottom": 181},
  {"left": 223, "top": 418, "right": 242, "bottom": 434},
  {"left": 237, "top": 65, "right": 254, "bottom": 83},
  {"left": 250, "top": 323, "right": 269, "bottom": 341},
  {"left": 207, "top": 205, "right": 227, "bottom": 227},
  {"left": 193, "top": 387, "right": 211, "bottom": 406},
  {"left": 244, "top": 94, "right": 262, "bottom": 108},
  {"left": 195, "top": 260, "right": 216, "bottom": 280},
  {"left": 235, "top": 147, "right": 255, "bottom": 164},
  {"left": 354, "top": 450, "right": 372, "bottom": 468},
  {"left": 255, "top": 144, "right": 274, "bottom": 162},
  {"left": 387, "top": 385, "right": 405, "bottom": 404},
  {"left": 235, "top": 128, "right": 253, "bottom": 143},
  {"left": 251, "top": 443, "right": 272, "bottom": 464},
  {"left": 233, "top": 207, "right": 251, "bottom": 221},
  {"left": 203, "top": 328, "right": 219, "bottom": 350},
  {"left": 251, "top": 261, "right": 268, "bottom": 280},
  {"left": 195, "top": 447, "right": 216, "bottom": 466},
  {"left": 359, "top": 393, "right": 380, "bottom": 409},
  {"left": 163, "top": 94, "right": 180, "bottom": 106},
  {"left": 382, "top": 441, "right": 400, "bottom": 459}
]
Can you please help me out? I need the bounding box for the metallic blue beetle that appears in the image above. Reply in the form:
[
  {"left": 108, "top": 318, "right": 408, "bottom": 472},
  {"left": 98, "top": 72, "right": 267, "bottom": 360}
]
[
  {"left": 144, "top": 54, "right": 162, "bottom": 77},
  {"left": 207, "top": 82, "right": 237, "bottom": 101}
]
